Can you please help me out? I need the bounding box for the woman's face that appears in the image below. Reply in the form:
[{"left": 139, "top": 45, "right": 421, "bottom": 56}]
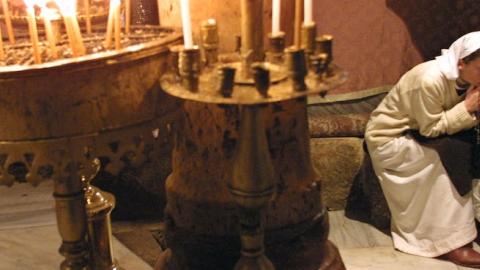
[{"left": 459, "top": 58, "right": 480, "bottom": 86}]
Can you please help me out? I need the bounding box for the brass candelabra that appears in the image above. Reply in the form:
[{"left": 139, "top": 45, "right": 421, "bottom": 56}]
[{"left": 160, "top": 0, "right": 347, "bottom": 268}]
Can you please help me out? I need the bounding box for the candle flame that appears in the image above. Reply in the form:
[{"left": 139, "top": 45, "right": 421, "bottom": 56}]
[
  {"left": 22, "top": 0, "right": 36, "bottom": 9},
  {"left": 207, "top": 18, "right": 216, "bottom": 25},
  {"left": 110, "top": 0, "right": 120, "bottom": 9},
  {"left": 36, "top": 0, "right": 59, "bottom": 19},
  {"left": 55, "top": 0, "right": 77, "bottom": 16}
]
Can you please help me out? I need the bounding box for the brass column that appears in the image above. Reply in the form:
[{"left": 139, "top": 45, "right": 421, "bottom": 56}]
[
  {"left": 229, "top": 105, "right": 275, "bottom": 270},
  {"left": 54, "top": 166, "right": 89, "bottom": 270}
]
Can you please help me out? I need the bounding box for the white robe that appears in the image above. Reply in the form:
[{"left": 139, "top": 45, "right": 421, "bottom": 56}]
[{"left": 368, "top": 135, "right": 476, "bottom": 257}]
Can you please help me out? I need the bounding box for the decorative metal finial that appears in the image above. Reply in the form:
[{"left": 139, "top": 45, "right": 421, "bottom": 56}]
[{"left": 84, "top": 159, "right": 120, "bottom": 270}]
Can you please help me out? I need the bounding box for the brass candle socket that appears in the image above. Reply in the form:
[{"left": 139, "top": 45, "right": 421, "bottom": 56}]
[
  {"left": 200, "top": 19, "right": 219, "bottom": 67},
  {"left": 285, "top": 47, "right": 308, "bottom": 91},
  {"left": 179, "top": 46, "right": 202, "bottom": 92},
  {"left": 316, "top": 34, "right": 333, "bottom": 63},
  {"left": 301, "top": 22, "right": 317, "bottom": 55},
  {"left": 267, "top": 32, "right": 286, "bottom": 63},
  {"left": 218, "top": 65, "right": 237, "bottom": 97},
  {"left": 169, "top": 45, "right": 184, "bottom": 76},
  {"left": 252, "top": 63, "right": 270, "bottom": 97}
]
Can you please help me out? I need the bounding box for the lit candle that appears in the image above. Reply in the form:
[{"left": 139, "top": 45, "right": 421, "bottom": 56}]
[
  {"left": 0, "top": 28, "right": 5, "bottom": 61},
  {"left": 1, "top": 0, "right": 14, "bottom": 44},
  {"left": 38, "top": 1, "right": 58, "bottom": 59},
  {"left": 125, "top": 0, "right": 131, "bottom": 33},
  {"left": 114, "top": 1, "right": 121, "bottom": 50},
  {"left": 180, "top": 0, "right": 193, "bottom": 49},
  {"left": 84, "top": 0, "right": 92, "bottom": 34},
  {"left": 304, "top": 0, "right": 313, "bottom": 24},
  {"left": 272, "top": 0, "right": 281, "bottom": 36},
  {"left": 294, "top": 0, "right": 303, "bottom": 48},
  {"left": 105, "top": 0, "right": 120, "bottom": 49},
  {"left": 23, "top": 0, "right": 42, "bottom": 64},
  {"left": 56, "top": 0, "right": 86, "bottom": 56},
  {"left": 157, "top": 0, "right": 161, "bottom": 26}
]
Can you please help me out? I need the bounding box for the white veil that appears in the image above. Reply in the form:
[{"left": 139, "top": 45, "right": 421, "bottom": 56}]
[{"left": 435, "top": 32, "right": 480, "bottom": 80}]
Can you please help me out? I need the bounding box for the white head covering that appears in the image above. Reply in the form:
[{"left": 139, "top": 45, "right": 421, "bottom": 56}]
[{"left": 436, "top": 31, "right": 480, "bottom": 80}]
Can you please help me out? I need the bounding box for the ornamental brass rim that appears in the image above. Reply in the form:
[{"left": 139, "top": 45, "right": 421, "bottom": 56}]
[
  {"left": 161, "top": 64, "right": 348, "bottom": 105},
  {"left": 0, "top": 25, "right": 183, "bottom": 79}
]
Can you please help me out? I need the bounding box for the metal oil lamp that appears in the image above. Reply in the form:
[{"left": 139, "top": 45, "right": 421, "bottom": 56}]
[{"left": 160, "top": 0, "right": 347, "bottom": 269}]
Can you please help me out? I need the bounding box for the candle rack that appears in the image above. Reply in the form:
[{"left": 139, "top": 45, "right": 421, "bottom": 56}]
[
  {"left": 0, "top": 25, "right": 182, "bottom": 270},
  {"left": 0, "top": 1, "right": 108, "bottom": 29},
  {"left": 160, "top": 0, "right": 347, "bottom": 269}
]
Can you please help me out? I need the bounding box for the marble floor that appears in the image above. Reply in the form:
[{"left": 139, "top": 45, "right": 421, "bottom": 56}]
[
  {"left": 0, "top": 181, "right": 478, "bottom": 270},
  {"left": 328, "top": 210, "right": 480, "bottom": 270}
]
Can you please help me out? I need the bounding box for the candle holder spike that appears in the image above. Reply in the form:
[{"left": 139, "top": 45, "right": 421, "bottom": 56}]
[
  {"left": 218, "top": 65, "right": 237, "bottom": 97},
  {"left": 252, "top": 63, "right": 271, "bottom": 97}
]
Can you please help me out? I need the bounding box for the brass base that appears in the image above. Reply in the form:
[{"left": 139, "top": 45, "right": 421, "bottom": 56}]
[
  {"left": 58, "top": 241, "right": 89, "bottom": 270},
  {"left": 159, "top": 209, "right": 345, "bottom": 270}
]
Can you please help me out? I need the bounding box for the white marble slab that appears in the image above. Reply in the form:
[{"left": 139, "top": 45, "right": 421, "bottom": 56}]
[
  {"left": 0, "top": 181, "right": 152, "bottom": 269},
  {"left": 0, "top": 225, "right": 152, "bottom": 270},
  {"left": 0, "top": 181, "right": 56, "bottom": 230},
  {"left": 340, "top": 246, "right": 459, "bottom": 270},
  {"left": 328, "top": 210, "right": 393, "bottom": 249},
  {"left": 1, "top": 182, "right": 478, "bottom": 270}
]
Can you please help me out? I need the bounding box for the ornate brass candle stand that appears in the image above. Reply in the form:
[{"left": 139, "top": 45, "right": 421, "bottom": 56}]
[
  {"left": 160, "top": 1, "right": 347, "bottom": 268},
  {"left": 0, "top": 26, "right": 182, "bottom": 269}
]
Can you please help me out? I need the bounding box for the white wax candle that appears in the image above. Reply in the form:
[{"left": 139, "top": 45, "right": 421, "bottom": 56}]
[
  {"left": 180, "top": 0, "right": 193, "bottom": 49},
  {"left": 56, "top": 0, "right": 86, "bottom": 56},
  {"left": 272, "top": 0, "right": 281, "bottom": 35},
  {"left": 41, "top": 7, "right": 59, "bottom": 59},
  {"left": 84, "top": 0, "right": 92, "bottom": 34},
  {"left": 1, "top": 0, "right": 15, "bottom": 44},
  {"left": 114, "top": 3, "right": 121, "bottom": 50},
  {"left": 0, "top": 28, "right": 5, "bottom": 61},
  {"left": 125, "top": 0, "right": 131, "bottom": 33},
  {"left": 304, "top": 0, "right": 313, "bottom": 24},
  {"left": 157, "top": 0, "right": 162, "bottom": 26},
  {"left": 23, "top": 0, "right": 41, "bottom": 64}
]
